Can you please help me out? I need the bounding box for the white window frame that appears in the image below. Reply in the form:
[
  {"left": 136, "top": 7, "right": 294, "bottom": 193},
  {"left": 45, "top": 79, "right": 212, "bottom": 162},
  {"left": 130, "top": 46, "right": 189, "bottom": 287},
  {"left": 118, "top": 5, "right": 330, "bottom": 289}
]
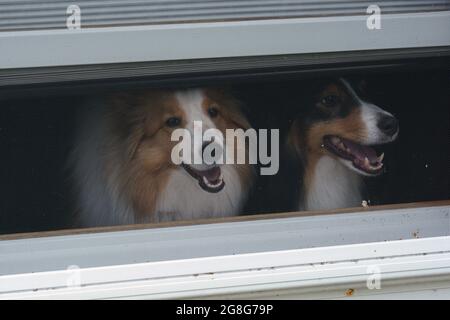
[
  {"left": 1, "top": 202, "right": 450, "bottom": 299},
  {"left": 0, "top": 10, "right": 449, "bottom": 300},
  {"left": 1, "top": 11, "right": 450, "bottom": 69}
]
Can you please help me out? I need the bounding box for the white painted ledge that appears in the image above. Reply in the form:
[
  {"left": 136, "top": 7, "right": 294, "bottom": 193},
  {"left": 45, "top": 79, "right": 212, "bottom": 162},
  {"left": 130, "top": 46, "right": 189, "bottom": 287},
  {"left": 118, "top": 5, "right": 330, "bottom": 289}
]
[
  {"left": 0, "top": 204, "right": 449, "bottom": 299},
  {"left": 1, "top": 11, "right": 450, "bottom": 69}
]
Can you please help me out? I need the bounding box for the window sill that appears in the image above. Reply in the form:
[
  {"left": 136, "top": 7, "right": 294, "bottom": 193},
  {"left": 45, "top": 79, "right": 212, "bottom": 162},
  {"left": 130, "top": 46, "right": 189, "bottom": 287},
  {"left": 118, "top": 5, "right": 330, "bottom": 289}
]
[{"left": 1, "top": 201, "right": 449, "bottom": 299}]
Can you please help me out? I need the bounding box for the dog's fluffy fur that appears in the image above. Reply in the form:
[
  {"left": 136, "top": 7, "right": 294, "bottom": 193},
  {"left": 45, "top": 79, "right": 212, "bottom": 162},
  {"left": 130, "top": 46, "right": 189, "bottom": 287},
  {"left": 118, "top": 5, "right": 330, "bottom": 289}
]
[
  {"left": 70, "top": 88, "right": 254, "bottom": 227},
  {"left": 287, "top": 78, "right": 399, "bottom": 211}
]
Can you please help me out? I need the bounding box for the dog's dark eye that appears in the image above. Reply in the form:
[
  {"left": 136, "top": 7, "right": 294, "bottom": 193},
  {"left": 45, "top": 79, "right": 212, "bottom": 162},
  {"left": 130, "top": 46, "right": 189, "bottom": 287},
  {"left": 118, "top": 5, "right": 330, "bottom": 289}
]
[
  {"left": 321, "top": 95, "right": 340, "bottom": 107},
  {"left": 165, "top": 117, "right": 181, "bottom": 128},
  {"left": 208, "top": 106, "right": 219, "bottom": 118}
]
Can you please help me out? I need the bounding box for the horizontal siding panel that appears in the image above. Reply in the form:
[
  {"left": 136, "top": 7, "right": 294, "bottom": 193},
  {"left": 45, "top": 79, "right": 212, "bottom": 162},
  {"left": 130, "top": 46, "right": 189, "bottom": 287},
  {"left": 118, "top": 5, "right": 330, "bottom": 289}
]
[{"left": 0, "top": 0, "right": 449, "bottom": 31}]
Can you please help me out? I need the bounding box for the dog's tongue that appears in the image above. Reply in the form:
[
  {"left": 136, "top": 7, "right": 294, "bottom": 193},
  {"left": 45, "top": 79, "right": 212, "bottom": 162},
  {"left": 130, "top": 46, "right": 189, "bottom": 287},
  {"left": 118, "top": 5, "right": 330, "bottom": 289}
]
[
  {"left": 342, "top": 138, "right": 378, "bottom": 163},
  {"left": 201, "top": 166, "right": 221, "bottom": 182}
]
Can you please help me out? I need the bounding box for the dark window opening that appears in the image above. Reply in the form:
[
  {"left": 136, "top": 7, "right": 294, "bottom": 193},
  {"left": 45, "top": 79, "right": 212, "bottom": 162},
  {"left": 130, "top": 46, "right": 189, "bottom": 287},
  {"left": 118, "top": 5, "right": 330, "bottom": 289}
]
[{"left": 0, "top": 69, "right": 448, "bottom": 235}]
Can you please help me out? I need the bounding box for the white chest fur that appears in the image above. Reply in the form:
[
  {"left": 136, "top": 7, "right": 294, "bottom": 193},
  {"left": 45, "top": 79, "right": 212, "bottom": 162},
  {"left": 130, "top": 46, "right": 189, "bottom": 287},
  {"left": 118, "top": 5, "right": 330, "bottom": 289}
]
[
  {"left": 302, "top": 156, "right": 362, "bottom": 211},
  {"left": 154, "top": 166, "right": 245, "bottom": 223}
]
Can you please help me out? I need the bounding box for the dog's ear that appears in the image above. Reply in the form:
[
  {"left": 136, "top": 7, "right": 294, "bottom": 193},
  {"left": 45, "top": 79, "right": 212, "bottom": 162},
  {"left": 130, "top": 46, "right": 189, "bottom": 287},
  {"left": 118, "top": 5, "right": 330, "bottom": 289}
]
[
  {"left": 124, "top": 124, "right": 145, "bottom": 161},
  {"left": 286, "top": 118, "right": 304, "bottom": 158},
  {"left": 340, "top": 77, "right": 369, "bottom": 96},
  {"left": 357, "top": 79, "right": 368, "bottom": 95},
  {"left": 108, "top": 91, "right": 139, "bottom": 113},
  {"left": 228, "top": 103, "right": 252, "bottom": 130},
  {"left": 107, "top": 91, "right": 146, "bottom": 160},
  {"left": 223, "top": 91, "right": 252, "bottom": 130},
  {"left": 206, "top": 87, "right": 252, "bottom": 130}
]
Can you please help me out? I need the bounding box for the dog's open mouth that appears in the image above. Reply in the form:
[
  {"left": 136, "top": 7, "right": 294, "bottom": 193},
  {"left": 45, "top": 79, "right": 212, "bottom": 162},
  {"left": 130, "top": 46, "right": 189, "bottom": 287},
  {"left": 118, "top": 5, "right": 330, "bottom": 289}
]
[
  {"left": 181, "top": 164, "right": 225, "bottom": 193},
  {"left": 323, "top": 135, "right": 385, "bottom": 175}
]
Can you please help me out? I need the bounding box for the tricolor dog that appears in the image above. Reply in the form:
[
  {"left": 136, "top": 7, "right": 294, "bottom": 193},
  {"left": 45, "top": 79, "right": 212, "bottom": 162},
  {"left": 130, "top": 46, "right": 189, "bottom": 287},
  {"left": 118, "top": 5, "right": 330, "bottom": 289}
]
[{"left": 287, "top": 78, "right": 399, "bottom": 211}]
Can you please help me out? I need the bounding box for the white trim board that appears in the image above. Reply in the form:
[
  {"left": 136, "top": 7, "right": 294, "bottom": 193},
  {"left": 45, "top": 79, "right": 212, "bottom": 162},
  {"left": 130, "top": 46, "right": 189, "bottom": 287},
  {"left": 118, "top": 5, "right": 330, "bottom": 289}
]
[
  {"left": 1, "top": 11, "right": 450, "bottom": 69},
  {"left": 1, "top": 205, "right": 449, "bottom": 275},
  {"left": 0, "top": 204, "right": 449, "bottom": 299},
  {"left": 1, "top": 237, "right": 450, "bottom": 299}
]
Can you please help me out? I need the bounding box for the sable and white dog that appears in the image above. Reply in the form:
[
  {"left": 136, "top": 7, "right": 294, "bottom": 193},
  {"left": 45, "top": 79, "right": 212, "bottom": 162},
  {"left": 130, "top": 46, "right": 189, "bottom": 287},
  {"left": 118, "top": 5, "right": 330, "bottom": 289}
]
[
  {"left": 70, "top": 88, "right": 254, "bottom": 227},
  {"left": 287, "top": 78, "right": 399, "bottom": 211}
]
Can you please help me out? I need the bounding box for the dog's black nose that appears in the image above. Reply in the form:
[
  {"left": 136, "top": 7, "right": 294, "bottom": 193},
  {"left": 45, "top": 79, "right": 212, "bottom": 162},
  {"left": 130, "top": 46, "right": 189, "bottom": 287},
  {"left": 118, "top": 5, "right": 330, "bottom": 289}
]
[
  {"left": 377, "top": 115, "right": 399, "bottom": 136},
  {"left": 202, "top": 141, "right": 214, "bottom": 157}
]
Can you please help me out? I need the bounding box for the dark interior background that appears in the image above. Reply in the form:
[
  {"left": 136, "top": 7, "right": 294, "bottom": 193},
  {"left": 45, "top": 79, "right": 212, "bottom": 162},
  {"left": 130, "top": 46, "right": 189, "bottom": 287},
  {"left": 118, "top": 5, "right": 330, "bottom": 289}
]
[{"left": 0, "top": 69, "right": 449, "bottom": 234}]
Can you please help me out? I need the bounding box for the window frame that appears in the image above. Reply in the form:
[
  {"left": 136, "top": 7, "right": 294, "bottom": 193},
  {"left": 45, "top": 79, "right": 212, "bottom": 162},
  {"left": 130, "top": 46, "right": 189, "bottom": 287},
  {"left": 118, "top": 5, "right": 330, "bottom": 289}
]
[
  {"left": 1, "top": 201, "right": 450, "bottom": 299},
  {"left": 1, "top": 9, "right": 450, "bottom": 299},
  {"left": 1, "top": 11, "right": 450, "bottom": 71}
]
